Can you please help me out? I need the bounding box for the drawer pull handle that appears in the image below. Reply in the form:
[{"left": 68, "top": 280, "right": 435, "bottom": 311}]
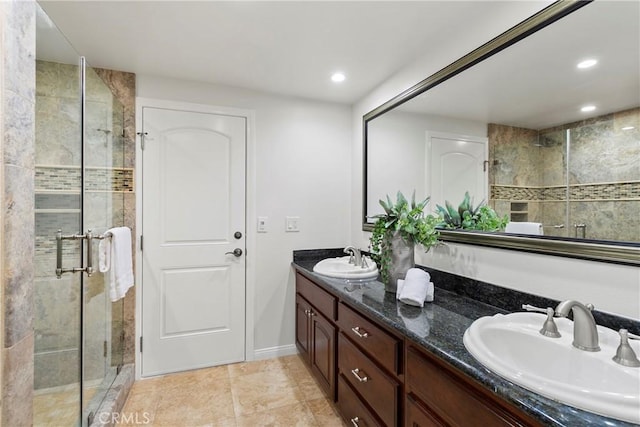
[
  {"left": 350, "top": 416, "right": 360, "bottom": 426},
  {"left": 351, "top": 368, "right": 369, "bottom": 383},
  {"left": 351, "top": 326, "right": 369, "bottom": 338}
]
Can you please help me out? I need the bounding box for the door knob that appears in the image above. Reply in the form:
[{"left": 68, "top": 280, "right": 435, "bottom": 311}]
[{"left": 225, "top": 248, "right": 243, "bottom": 257}]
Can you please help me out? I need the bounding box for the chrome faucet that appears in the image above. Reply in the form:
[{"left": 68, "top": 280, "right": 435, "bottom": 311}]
[
  {"left": 343, "top": 246, "right": 362, "bottom": 267},
  {"left": 555, "top": 300, "right": 600, "bottom": 352}
]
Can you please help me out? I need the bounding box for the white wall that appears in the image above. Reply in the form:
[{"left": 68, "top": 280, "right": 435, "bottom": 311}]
[
  {"left": 367, "top": 110, "right": 485, "bottom": 217},
  {"left": 351, "top": 1, "right": 640, "bottom": 320},
  {"left": 137, "top": 75, "right": 352, "bottom": 355}
]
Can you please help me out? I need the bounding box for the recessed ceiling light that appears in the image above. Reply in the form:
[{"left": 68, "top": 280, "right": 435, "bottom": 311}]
[
  {"left": 577, "top": 59, "right": 598, "bottom": 69},
  {"left": 622, "top": 126, "right": 635, "bottom": 131},
  {"left": 581, "top": 105, "right": 596, "bottom": 112},
  {"left": 331, "top": 72, "right": 346, "bottom": 83}
]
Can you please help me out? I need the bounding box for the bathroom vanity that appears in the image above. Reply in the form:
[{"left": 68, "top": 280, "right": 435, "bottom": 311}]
[{"left": 292, "top": 249, "right": 639, "bottom": 427}]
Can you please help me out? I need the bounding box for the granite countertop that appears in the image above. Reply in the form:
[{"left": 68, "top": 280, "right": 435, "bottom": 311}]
[{"left": 292, "top": 251, "right": 638, "bottom": 427}]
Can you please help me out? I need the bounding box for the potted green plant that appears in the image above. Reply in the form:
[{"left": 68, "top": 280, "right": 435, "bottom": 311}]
[
  {"left": 436, "top": 191, "right": 508, "bottom": 231},
  {"left": 370, "top": 191, "right": 440, "bottom": 293}
]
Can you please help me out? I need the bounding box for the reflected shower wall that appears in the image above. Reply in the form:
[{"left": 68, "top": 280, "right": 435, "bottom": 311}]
[{"left": 489, "top": 107, "right": 640, "bottom": 242}]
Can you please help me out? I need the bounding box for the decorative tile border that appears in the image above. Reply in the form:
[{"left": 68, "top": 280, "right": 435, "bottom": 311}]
[
  {"left": 35, "top": 166, "right": 134, "bottom": 192},
  {"left": 492, "top": 181, "right": 640, "bottom": 201}
]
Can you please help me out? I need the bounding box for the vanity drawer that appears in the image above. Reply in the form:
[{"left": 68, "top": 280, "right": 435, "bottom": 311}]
[
  {"left": 296, "top": 272, "right": 337, "bottom": 321},
  {"left": 339, "top": 333, "right": 399, "bottom": 427},
  {"left": 337, "top": 375, "right": 382, "bottom": 427},
  {"left": 406, "top": 345, "right": 539, "bottom": 427},
  {"left": 338, "top": 302, "right": 400, "bottom": 373}
]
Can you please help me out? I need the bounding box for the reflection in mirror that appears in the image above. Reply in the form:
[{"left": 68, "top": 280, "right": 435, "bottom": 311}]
[{"left": 364, "top": 1, "right": 640, "bottom": 262}]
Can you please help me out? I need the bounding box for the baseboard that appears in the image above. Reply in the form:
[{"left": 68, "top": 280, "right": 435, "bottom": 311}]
[{"left": 252, "top": 344, "right": 298, "bottom": 361}]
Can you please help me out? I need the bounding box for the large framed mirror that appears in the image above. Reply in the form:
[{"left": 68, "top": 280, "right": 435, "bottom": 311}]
[{"left": 363, "top": 0, "right": 640, "bottom": 265}]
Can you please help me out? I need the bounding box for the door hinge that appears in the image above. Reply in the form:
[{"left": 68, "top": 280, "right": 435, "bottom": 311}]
[
  {"left": 140, "top": 235, "right": 143, "bottom": 251},
  {"left": 103, "top": 340, "right": 108, "bottom": 358},
  {"left": 140, "top": 336, "right": 143, "bottom": 353},
  {"left": 483, "top": 160, "right": 489, "bottom": 172},
  {"left": 137, "top": 131, "right": 148, "bottom": 150}
]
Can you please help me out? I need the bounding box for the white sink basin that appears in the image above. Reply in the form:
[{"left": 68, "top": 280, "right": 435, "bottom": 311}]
[
  {"left": 463, "top": 312, "right": 640, "bottom": 423},
  {"left": 313, "top": 256, "right": 378, "bottom": 280}
]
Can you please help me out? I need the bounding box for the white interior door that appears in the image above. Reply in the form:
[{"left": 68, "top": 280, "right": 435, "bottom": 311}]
[
  {"left": 141, "top": 106, "right": 246, "bottom": 376},
  {"left": 427, "top": 132, "right": 488, "bottom": 210}
]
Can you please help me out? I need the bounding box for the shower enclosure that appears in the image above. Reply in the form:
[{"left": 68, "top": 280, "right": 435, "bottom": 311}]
[
  {"left": 490, "top": 107, "right": 640, "bottom": 242},
  {"left": 34, "top": 5, "right": 128, "bottom": 425}
]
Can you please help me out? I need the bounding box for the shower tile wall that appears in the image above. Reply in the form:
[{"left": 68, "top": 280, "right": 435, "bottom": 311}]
[
  {"left": 489, "top": 107, "right": 640, "bottom": 241},
  {"left": 93, "top": 67, "right": 136, "bottom": 366},
  {"left": 1, "top": 1, "right": 36, "bottom": 425}
]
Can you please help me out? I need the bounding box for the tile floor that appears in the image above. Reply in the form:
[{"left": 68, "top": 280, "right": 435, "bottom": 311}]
[{"left": 118, "top": 354, "right": 348, "bottom": 426}]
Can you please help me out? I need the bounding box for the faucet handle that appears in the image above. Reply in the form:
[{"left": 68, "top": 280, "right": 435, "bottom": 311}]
[
  {"left": 360, "top": 256, "right": 369, "bottom": 268},
  {"left": 612, "top": 329, "right": 640, "bottom": 367},
  {"left": 522, "top": 304, "right": 561, "bottom": 338}
]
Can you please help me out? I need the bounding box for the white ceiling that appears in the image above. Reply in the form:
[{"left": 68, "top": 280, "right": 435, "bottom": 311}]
[
  {"left": 37, "top": 1, "right": 548, "bottom": 104},
  {"left": 397, "top": 0, "right": 640, "bottom": 129}
]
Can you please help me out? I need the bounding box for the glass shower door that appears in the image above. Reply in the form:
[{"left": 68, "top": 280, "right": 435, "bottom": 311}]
[
  {"left": 567, "top": 113, "right": 640, "bottom": 242},
  {"left": 34, "top": 4, "right": 83, "bottom": 424},
  {"left": 35, "top": 6, "right": 126, "bottom": 424},
  {"left": 81, "top": 64, "right": 126, "bottom": 425}
]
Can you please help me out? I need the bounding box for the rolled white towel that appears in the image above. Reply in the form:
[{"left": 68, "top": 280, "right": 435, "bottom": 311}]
[
  {"left": 398, "top": 279, "right": 435, "bottom": 303},
  {"left": 424, "top": 281, "right": 435, "bottom": 303},
  {"left": 398, "top": 268, "right": 431, "bottom": 307},
  {"left": 505, "top": 222, "right": 543, "bottom": 235}
]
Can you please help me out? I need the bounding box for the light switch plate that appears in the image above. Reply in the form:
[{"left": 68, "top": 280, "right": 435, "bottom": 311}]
[
  {"left": 285, "top": 216, "right": 300, "bottom": 232},
  {"left": 257, "top": 216, "right": 268, "bottom": 233}
]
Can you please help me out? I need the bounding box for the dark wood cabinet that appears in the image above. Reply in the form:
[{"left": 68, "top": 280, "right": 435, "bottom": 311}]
[
  {"left": 310, "top": 308, "right": 336, "bottom": 398},
  {"left": 295, "top": 273, "right": 337, "bottom": 400},
  {"left": 295, "top": 270, "right": 543, "bottom": 427},
  {"left": 295, "top": 294, "right": 312, "bottom": 360},
  {"left": 405, "top": 344, "right": 541, "bottom": 427},
  {"left": 337, "top": 302, "right": 401, "bottom": 375},
  {"left": 338, "top": 333, "right": 399, "bottom": 426},
  {"left": 337, "top": 375, "right": 383, "bottom": 427}
]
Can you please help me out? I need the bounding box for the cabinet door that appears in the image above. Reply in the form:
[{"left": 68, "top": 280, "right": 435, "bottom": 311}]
[
  {"left": 295, "top": 295, "right": 312, "bottom": 362},
  {"left": 311, "top": 310, "right": 337, "bottom": 400},
  {"left": 406, "top": 394, "right": 446, "bottom": 427}
]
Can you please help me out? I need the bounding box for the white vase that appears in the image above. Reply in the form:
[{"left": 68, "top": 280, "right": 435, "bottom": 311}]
[{"left": 385, "top": 231, "right": 415, "bottom": 293}]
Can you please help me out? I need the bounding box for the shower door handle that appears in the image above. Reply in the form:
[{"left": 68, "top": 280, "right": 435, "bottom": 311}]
[{"left": 55, "top": 229, "right": 103, "bottom": 278}]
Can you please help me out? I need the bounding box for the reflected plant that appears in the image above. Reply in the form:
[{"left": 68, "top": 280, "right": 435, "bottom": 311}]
[{"left": 436, "top": 191, "right": 508, "bottom": 231}]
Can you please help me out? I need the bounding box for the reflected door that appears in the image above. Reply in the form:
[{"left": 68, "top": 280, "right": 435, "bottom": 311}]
[{"left": 428, "top": 133, "right": 488, "bottom": 210}]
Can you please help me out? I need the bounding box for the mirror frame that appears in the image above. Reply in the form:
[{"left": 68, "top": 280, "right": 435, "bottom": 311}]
[{"left": 362, "top": 0, "right": 640, "bottom": 266}]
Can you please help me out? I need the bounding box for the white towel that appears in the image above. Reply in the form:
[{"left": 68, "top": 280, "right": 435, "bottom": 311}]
[
  {"left": 505, "top": 222, "right": 543, "bottom": 235},
  {"left": 99, "top": 226, "right": 134, "bottom": 302},
  {"left": 397, "top": 268, "right": 434, "bottom": 307}
]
